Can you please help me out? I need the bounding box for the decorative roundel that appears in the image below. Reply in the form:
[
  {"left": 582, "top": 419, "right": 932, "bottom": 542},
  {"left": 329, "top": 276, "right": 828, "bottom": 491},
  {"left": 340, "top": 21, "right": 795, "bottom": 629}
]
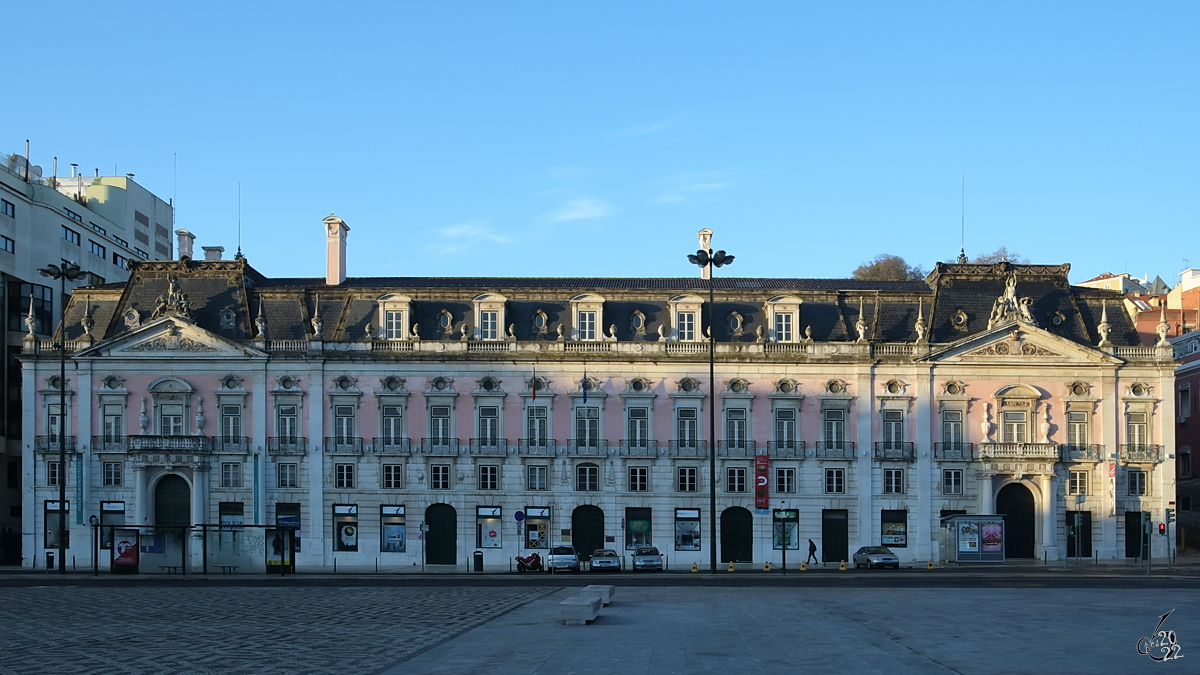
[
  {"left": 945, "top": 381, "right": 963, "bottom": 396},
  {"left": 337, "top": 376, "right": 352, "bottom": 390},
  {"left": 681, "top": 379, "right": 696, "bottom": 393},
  {"left": 383, "top": 377, "right": 402, "bottom": 392},
  {"left": 481, "top": 377, "right": 497, "bottom": 392},
  {"left": 827, "top": 380, "right": 845, "bottom": 394},
  {"left": 952, "top": 310, "right": 969, "bottom": 329},
  {"left": 432, "top": 378, "right": 448, "bottom": 391},
  {"left": 1131, "top": 383, "right": 1147, "bottom": 397},
  {"left": 779, "top": 380, "right": 794, "bottom": 394},
  {"left": 631, "top": 379, "right": 646, "bottom": 392},
  {"left": 731, "top": 380, "right": 746, "bottom": 393},
  {"left": 886, "top": 381, "right": 901, "bottom": 394},
  {"left": 280, "top": 376, "right": 295, "bottom": 389},
  {"left": 1070, "top": 382, "right": 1088, "bottom": 396}
]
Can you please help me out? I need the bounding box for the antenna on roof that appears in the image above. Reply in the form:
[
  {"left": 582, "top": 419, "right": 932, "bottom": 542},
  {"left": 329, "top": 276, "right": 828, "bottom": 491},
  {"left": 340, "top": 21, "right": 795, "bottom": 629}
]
[
  {"left": 957, "top": 175, "right": 967, "bottom": 264},
  {"left": 237, "top": 182, "right": 243, "bottom": 260}
]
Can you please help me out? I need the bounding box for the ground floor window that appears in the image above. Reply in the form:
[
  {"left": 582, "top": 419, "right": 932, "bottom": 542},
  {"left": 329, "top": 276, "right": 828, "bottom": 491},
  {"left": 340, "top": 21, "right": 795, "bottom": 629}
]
[
  {"left": 524, "top": 507, "right": 550, "bottom": 549},
  {"left": 881, "top": 510, "right": 908, "bottom": 547},
  {"left": 943, "top": 469, "right": 963, "bottom": 495},
  {"left": 626, "top": 507, "right": 652, "bottom": 549},
  {"left": 381, "top": 506, "right": 405, "bottom": 552},
  {"left": 219, "top": 502, "right": 244, "bottom": 550},
  {"left": 772, "top": 509, "right": 799, "bottom": 550},
  {"left": 675, "top": 509, "right": 700, "bottom": 550},
  {"left": 276, "top": 503, "right": 302, "bottom": 552},
  {"left": 333, "top": 504, "right": 358, "bottom": 551},
  {"left": 99, "top": 501, "right": 125, "bottom": 550},
  {"left": 477, "top": 506, "right": 502, "bottom": 548}
]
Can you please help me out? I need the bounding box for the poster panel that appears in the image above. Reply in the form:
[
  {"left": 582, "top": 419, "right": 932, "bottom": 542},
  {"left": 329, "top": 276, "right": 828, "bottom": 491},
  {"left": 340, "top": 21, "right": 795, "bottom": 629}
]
[
  {"left": 981, "top": 523, "right": 1003, "bottom": 553},
  {"left": 958, "top": 522, "right": 979, "bottom": 553},
  {"left": 382, "top": 524, "right": 406, "bottom": 552},
  {"left": 754, "top": 455, "right": 770, "bottom": 509},
  {"left": 113, "top": 529, "right": 140, "bottom": 567}
]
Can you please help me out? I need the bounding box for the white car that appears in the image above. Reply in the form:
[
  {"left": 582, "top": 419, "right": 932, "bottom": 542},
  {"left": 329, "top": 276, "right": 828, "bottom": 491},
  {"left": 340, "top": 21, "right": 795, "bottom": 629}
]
[
  {"left": 853, "top": 546, "right": 900, "bottom": 569},
  {"left": 547, "top": 545, "right": 580, "bottom": 571}
]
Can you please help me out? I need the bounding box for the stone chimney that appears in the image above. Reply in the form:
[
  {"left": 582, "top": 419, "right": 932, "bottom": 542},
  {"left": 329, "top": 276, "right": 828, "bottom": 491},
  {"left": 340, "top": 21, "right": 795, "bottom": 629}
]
[
  {"left": 202, "top": 246, "right": 224, "bottom": 261},
  {"left": 175, "top": 229, "right": 196, "bottom": 260},
  {"left": 324, "top": 214, "right": 349, "bottom": 285}
]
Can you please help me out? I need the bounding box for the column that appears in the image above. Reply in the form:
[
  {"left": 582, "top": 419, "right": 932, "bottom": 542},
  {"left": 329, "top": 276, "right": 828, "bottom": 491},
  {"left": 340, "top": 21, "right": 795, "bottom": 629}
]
[
  {"left": 855, "top": 365, "right": 874, "bottom": 553},
  {"left": 977, "top": 474, "right": 994, "bottom": 513},
  {"left": 913, "top": 365, "right": 932, "bottom": 562},
  {"left": 1040, "top": 474, "right": 1056, "bottom": 559},
  {"left": 133, "top": 466, "right": 148, "bottom": 525}
]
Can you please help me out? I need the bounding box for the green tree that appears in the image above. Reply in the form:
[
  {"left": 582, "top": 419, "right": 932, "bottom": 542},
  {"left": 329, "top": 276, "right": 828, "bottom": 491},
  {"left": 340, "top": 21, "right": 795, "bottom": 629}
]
[{"left": 852, "top": 254, "right": 926, "bottom": 281}]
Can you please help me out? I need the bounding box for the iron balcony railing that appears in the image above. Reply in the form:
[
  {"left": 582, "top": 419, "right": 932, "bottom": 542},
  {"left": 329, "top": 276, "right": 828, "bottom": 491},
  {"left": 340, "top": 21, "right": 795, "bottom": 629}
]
[
  {"left": 91, "top": 435, "right": 127, "bottom": 453},
  {"left": 213, "top": 436, "right": 252, "bottom": 453},
  {"left": 717, "top": 440, "right": 758, "bottom": 458},
  {"left": 35, "top": 436, "right": 76, "bottom": 454},
  {"left": 517, "top": 438, "right": 556, "bottom": 456},
  {"left": 767, "top": 440, "right": 806, "bottom": 459},
  {"left": 324, "top": 436, "right": 365, "bottom": 454},
  {"left": 977, "top": 443, "right": 1059, "bottom": 460},
  {"left": 372, "top": 437, "right": 412, "bottom": 455},
  {"left": 267, "top": 436, "right": 308, "bottom": 455},
  {"left": 873, "top": 442, "right": 916, "bottom": 461},
  {"left": 421, "top": 437, "right": 461, "bottom": 456},
  {"left": 814, "top": 441, "right": 856, "bottom": 459},
  {"left": 619, "top": 439, "right": 658, "bottom": 457},
  {"left": 1060, "top": 444, "right": 1104, "bottom": 462},
  {"left": 933, "top": 442, "right": 975, "bottom": 460},
  {"left": 469, "top": 438, "right": 510, "bottom": 456},
  {"left": 566, "top": 439, "right": 609, "bottom": 456},
  {"left": 127, "top": 435, "right": 212, "bottom": 452},
  {"left": 1119, "top": 444, "right": 1163, "bottom": 463},
  {"left": 668, "top": 440, "right": 707, "bottom": 457}
]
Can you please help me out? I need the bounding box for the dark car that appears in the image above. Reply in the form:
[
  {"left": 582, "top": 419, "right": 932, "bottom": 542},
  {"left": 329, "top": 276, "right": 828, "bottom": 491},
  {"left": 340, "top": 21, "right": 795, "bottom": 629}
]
[{"left": 632, "top": 546, "right": 664, "bottom": 571}]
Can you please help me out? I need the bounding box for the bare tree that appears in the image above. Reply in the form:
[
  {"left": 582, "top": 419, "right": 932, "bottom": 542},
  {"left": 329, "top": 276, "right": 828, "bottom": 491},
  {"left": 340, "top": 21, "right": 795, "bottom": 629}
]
[
  {"left": 852, "top": 254, "right": 927, "bottom": 281},
  {"left": 970, "top": 247, "right": 1029, "bottom": 264}
]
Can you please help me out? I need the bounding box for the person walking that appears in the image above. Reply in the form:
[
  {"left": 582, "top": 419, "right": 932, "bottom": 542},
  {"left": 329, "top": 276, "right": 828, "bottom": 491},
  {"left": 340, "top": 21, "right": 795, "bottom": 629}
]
[{"left": 806, "top": 538, "right": 818, "bottom": 564}]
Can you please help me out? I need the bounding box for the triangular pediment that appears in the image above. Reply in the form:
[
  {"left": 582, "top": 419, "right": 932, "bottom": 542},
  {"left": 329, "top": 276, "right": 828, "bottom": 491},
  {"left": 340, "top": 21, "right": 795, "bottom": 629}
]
[
  {"left": 919, "top": 321, "right": 1118, "bottom": 365},
  {"left": 76, "top": 316, "right": 267, "bottom": 359}
]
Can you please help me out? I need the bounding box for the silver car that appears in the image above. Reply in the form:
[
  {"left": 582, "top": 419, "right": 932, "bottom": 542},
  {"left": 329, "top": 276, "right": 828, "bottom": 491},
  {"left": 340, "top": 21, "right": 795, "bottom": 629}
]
[
  {"left": 547, "top": 545, "right": 580, "bottom": 571},
  {"left": 632, "top": 546, "right": 664, "bottom": 571},
  {"left": 589, "top": 548, "right": 620, "bottom": 572},
  {"left": 853, "top": 546, "right": 900, "bottom": 569}
]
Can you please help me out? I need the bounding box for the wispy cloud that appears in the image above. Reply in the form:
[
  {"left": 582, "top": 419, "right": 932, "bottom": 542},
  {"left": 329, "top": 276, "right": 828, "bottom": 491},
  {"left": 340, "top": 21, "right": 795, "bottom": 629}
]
[
  {"left": 546, "top": 198, "right": 615, "bottom": 222},
  {"left": 426, "top": 219, "right": 514, "bottom": 255},
  {"left": 612, "top": 118, "right": 675, "bottom": 137},
  {"left": 656, "top": 178, "right": 730, "bottom": 204}
]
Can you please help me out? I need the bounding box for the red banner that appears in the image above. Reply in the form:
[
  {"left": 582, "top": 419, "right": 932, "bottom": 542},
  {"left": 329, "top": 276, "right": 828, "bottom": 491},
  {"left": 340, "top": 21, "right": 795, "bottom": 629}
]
[{"left": 754, "top": 455, "right": 770, "bottom": 509}]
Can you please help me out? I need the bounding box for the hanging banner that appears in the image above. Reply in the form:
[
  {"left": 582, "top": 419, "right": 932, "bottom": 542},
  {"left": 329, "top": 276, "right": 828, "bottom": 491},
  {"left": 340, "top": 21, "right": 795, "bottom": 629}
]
[
  {"left": 1108, "top": 462, "right": 1116, "bottom": 517},
  {"left": 75, "top": 457, "right": 84, "bottom": 524},
  {"left": 754, "top": 455, "right": 770, "bottom": 509}
]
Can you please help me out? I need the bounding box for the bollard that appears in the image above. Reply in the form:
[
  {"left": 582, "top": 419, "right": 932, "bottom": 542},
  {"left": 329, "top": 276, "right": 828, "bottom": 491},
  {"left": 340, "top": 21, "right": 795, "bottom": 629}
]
[
  {"left": 927, "top": 560, "right": 934, "bottom": 570},
  {"left": 691, "top": 561, "right": 698, "bottom": 573},
  {"left": 838, "top": 560, "right": 846, "bottom": 571},
  {"left": 800, "top": 561, "right": 807, "bottom": 571},
  {"left": 728, "top": 561, "right": 735, "bottom": 572},
  {"left": 763, "top": 561, "right": 770, "bottom": 572}
]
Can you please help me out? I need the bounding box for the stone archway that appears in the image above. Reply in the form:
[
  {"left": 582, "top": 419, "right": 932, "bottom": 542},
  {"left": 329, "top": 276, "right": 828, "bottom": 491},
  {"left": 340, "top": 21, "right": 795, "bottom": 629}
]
[
  {"left": 154, "top": 474, "right": 191, "bottom": 526},
  {"left": 996, "top": 483, "right": 1036, "bottom": 558}
]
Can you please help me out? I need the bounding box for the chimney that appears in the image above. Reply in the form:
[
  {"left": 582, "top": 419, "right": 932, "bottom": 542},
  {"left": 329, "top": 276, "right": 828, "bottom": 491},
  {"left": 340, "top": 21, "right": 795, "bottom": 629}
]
[
  {"left": 202, "top": 245, "right": 225, "bottom": 261},
  {"left": 324, "top": 214, "right": 350, "bottom": 285},
  {"left": 175, "top": 229, "right": 196, "bottom": 260}
]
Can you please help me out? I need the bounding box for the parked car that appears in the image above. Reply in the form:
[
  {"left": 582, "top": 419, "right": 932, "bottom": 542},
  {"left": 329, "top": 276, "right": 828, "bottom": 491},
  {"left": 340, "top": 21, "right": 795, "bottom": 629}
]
[
  {"left": 590, "top": 549, "right": 621, "bottom": 572},
  {"left": 853, "top": 546, "right": 900, "bottom": 569},
  {"left": 632, "top": 546, "right": 664, "bottom": 571},
  {"left": 547, "top": 545, "right": 580, "bottom": 571}
]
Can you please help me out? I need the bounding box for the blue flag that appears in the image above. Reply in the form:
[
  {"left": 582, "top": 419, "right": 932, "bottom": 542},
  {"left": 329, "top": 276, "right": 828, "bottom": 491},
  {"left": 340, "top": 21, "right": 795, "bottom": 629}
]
[{"left": 582, "top": 368, "right": 588, "bottom": 403}]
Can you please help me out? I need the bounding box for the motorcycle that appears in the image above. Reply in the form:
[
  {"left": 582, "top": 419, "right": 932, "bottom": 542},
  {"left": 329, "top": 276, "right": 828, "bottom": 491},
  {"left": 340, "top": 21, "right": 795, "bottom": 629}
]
[{"left": 515, "top": 552, "right": 543, "bottom": 573}]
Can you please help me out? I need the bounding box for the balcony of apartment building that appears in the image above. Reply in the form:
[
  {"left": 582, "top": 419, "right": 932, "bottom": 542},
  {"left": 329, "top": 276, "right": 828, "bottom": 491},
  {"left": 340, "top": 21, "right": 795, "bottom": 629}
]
[
  {"left": 267, "top": 436, "right": 308, "bottom": 456},
  {"left": 1118, "top": 444, "right": 1164, "bottom": 464},
  {"left": 421, "top": 437, "right": 461, "bottom": 456},
  {"left": 34, "top": 435, "right": 76, "bottom": 455},
  {"left": 371, "top": 436, "right": 412, "bottom": 456},
  {"left": 468, "top": 437, "right": 509, "bottom": 457},
  {"left": 668, "top": 440, "right": 708, "bottom": 458},
  {"left": 212, "top": 435, "right": 252, "bottom": 453},
  {"left": 517, "top": 437, "right": 557, "bottom": 457},
  {"left": 873, "top": 441, "right": 916, "bottom": 462},
  {"left": 977, "top": 442, "right": 1059, "bottom": 461},
  {"left": 716, "top": 440, "right": 757, "bottom": 459},
  {"left": 766, "top": 440, "right": 806, "bottom": 459},
  {"left": 1059, "top": 444, "right": 1105, "bottom": 462},
  {"left": 814, "top": 441, "right": 856, "bottom": 460},
  {"left": 324, "top": 436, "right": 365, "bottom": 455},
  {"left": 933, "top": 442, "right": 976, "bottom": 461},
  {"left": 124, "top": 434, "right": 212, "bottom": 453},
  {"left": 618, "top": 438, "right": 658, "bottom": 458},
  {"left": 566, "top": 438, "right": 609, "bottom": 457}
]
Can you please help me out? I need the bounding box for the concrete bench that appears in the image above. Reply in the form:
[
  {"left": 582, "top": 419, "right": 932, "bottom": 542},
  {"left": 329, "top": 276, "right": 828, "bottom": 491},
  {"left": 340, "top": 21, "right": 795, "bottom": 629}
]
[
  {"left": 581, "top": 584, "right": 615, "bottom": 606},
  {"left": 556, "top": 595, "right": 602, "bottom": 625}
]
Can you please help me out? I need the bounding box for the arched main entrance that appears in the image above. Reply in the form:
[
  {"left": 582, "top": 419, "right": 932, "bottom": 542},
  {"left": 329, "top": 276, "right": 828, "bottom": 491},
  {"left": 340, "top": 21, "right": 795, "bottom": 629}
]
[
  {"left": 571, "top": 505, "right": 604, "bottom": 559},
  {"left": 996, "top": 483, "right": 1035, "bottom": 558},
  {"left": 721, "top": 507, "right": 754, "bottom": 563},
  {"left": 154, "top": 474, "right": 190, "bottom": 526},
  {"left": 425, "top": 504, "right": 457, "bottom": 565}
]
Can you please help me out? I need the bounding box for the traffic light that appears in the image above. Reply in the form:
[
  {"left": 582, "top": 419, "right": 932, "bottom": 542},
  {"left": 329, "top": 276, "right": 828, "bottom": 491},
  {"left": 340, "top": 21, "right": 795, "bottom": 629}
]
[
  {"left": 1166, "top": 508, "right": 1176, "bottom": 525},
  {"left": 1159, "top": 523, "right": 1167, "bottom": 536}
]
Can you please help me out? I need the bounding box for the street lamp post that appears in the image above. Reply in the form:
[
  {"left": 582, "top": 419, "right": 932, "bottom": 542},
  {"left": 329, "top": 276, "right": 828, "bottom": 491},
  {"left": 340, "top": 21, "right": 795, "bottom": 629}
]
[
  {"left": 687, "top": 244, "right": 734, "bottom": 573},
  {"left": 38, "top": 262, "right": 86, "bottom": 574}
]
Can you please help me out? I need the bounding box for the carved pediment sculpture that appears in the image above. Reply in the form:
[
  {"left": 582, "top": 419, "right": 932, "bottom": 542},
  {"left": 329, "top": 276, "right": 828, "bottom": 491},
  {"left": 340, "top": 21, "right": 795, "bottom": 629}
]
[{"left": 987, "top": 273, "right": 1038, "bottom": 330}]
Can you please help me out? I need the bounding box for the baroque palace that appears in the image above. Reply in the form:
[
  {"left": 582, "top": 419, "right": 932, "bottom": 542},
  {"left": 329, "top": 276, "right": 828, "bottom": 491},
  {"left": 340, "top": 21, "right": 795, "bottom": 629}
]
[{"left": 19, "top": 217, "right": 1177, "bottom": 572}]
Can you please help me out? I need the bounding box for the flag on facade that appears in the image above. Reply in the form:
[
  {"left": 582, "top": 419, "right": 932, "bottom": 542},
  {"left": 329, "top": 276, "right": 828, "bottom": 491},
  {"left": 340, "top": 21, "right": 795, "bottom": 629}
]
[
  {"left": 532, "top": 364, "right": 537, "bottom": 401},
  {"left": 582, "top": 367, "right": 588, "bottom": 403}
]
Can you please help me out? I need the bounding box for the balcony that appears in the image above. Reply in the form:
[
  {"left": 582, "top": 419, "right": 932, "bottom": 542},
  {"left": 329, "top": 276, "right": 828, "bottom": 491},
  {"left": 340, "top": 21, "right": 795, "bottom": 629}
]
[
  {"left": 518, "top": 438, "right": 556, "bottom": 456},
  {"left": 717, "top": 440, "right": 758, "bottom": 458},
  {"left": 668, "top": 440, "right": 707, "bottom": 457},
  {"left": 933, "top": 442, "right": 975, "bottom": 461},
  {"left": 92, "top": 435, "right": 128, "bottom": 453},
  {"left": 873, "top": 442, "right": 915, "bottom": 462},
  {"left": 978, "top": 443, "right": 1059, "bottom": 460},
  {"left": 469, "top": 438, "right": 510, "bottom": 456},
  {"left": 127, "top": 435, "right": 212, "bottom": 452},
  {"left": 268, "top": 436, "right": 308, "bottom": 455},
  {"left": 324, "top": 437, "right": 365, "bottom": 455},
  {"left": 35, "top": 436, "right": 76, "bottom": 454},
  {"left": 1060, "top": 444, "right": 1104, "bottom": 462},
  {"left": 814, "top": 441, "right": 856, "bottom": 460},
  {"left": 421, "top": 437, "right": 460, "bottom": 456},
  {"left": 1119, "top": 444, "right": 1163, "bottom": 464},
  {"left": 767, "top": 440, "right": 806, "bottom": 459},
  {"left": 372, "top": 437, "right": 412, "bottom": 456},
  {"left": 619, "top": 439, "right": 658, "bottom": 458},
  {"left": 213, "top": 436, "right": 252, "bottom": 453},
  {"left": 565, "top": 439, "right": 609, "bottom": 456}
]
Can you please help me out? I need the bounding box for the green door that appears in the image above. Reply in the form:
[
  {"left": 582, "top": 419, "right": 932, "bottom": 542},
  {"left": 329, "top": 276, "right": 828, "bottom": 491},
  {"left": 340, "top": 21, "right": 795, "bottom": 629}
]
[{"left": 425, "top": 504, "right": 457, "bottom": 565}]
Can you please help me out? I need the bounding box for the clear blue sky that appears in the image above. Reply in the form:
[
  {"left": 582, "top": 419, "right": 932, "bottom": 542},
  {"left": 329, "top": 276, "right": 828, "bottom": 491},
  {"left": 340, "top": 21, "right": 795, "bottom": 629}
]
[{"left": 9, "top": 2, "right": 1198, "bottom": 283}]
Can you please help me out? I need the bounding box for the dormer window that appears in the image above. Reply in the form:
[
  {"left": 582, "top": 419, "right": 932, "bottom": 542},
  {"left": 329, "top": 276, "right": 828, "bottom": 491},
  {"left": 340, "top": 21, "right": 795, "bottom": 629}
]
[
  {"left": 668, "top": 295, "right": 704, "bottom": 342},
  {"left": 570, "top": 294, "right": 605, "bottom": 341},
  {"left": 764, "top": 295, "right": 802, "bottom": 342},
  {"left": 472, "top": 293, "right": 507, "bottom": 341},
  {"left": 377, "top": 294, "right": 413, "bottom": 340}
]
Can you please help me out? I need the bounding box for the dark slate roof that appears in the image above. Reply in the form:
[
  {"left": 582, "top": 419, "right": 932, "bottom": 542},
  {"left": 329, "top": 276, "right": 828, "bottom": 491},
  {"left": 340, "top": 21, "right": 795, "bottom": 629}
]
[{"left": 259, "top": 276, "right": 933, "bottom": 292}]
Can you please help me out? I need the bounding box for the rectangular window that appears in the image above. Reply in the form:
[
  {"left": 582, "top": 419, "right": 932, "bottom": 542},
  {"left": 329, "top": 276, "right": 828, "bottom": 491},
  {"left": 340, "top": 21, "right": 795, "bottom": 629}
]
[
  {"left": 112, "top": 252, "right": 128, "bottom": 269},
  {"left": 47, "top": 461, "right": 61, "bottom": 486},
  {"left": 103, "top": 462, "right": 122, "bottom": 486},
  {"left": 479, "top": 465, "right": 500, "bottom": 490},
  {"left": 62, "top": 226, "right": 80, "bottom": 245},
  {"left": 677, "top": 467, "right": 698, "bottom": 492},
  {"left": 160, "top": 404, "right": 184, "bottom": 436},
  {"left": 276, "top": 503, "right": 302, "bottom": 553},
  {"left": 384, "top": 310, "right": 405, "bottom": 339},
  {"left": 881, "top": 510, "right": 908, "bottom": 547},
  {"left": 89, "top": 222, "right": 106, "bottom": 235},
  {"left": 677, "top": 312, "right": 695, "bottom": 341},
  {"left": 575, "top": 406, "right": 599, "bottom": 447},
  {"left": 627, "top": 407, "right": 649, "bottom": 447},
  {"left": 824, "top": 409, "right": 845, "bottom": 446},
  {"left": 112, "top": 235, "right": 128, "bottom": 247},
  {"left": 526, "top": 465, "right": 547, "bottom": 491},
  {"left": 1067, "top": 411, "right": 1089, "bottom": 446},
  {"left": 335, "top": 463, "right": 355, "bottom": 489},
  {"left": 629, "top": 465, "right": 649, "bottom": 491},
  {"left": 677, "top": 408, "right": 699, "bottom": 448},
  {"left": 1128, "top": 470, "right": 1147, "bottom": 496},
  {"left": 526, "top": 406, "right": 548, "bottom": 447},
  {"left": 334, "top": 405, "right": 355, "bottom": 442},
  {"left": 64, "top": 207, "right": 82, "bottom": 222},
  {"left": 103, "top": 404, "right": 123, "bottom": 441},
  {"left": 478, "top": 406, "right": 499, "bottom": 446},
  {"left": 99, "top": 502, "right": 125, "bottom": 550},
  {"left": 775, "top": 467, "right": 796, "bottom": 493},
  {"left": 882, "top": 410, "right": 904, "bottom": 445},
  {"left": 0, "top": 199, "right": 13, "bottom": 217},
  {"left": 942, "top": 410, "right": 963, "bottom": 444},
  {"left": 480, "top": 310, "right": 499, "bottom": 340},
  {"left": 824, "top": 468, "right": 845, "bottom": 494},
  {"left": 44, "top": 501, "right": 69, "bottom": 548},
  {"left": 430, "top": 406, "right": 451, "bottom": 445},
  {"left": 88, "top": 240, "right": 105, "bottom": 257},
  {"left": 675, "top": 508, "right": 701, "bottom": 551},
  {"left": 943, "top": 469, "right": 963, "bottom": 495},
  {"left": 431, "top": 464, "right": 451, "bottom": 490},
  {"left": 726, "top": 467, "right": 747, "bottom": 493},
  {"left": 1126, "top": 412, "right": 1148, "bottom": 446},
  {"left": 774, "top": 409, "right": 796, "bottom": 448},
  {"left": 277, "top": 405, "right": 298, "bottom": 441},
  {"left": 134, "top": 247, "right": 148, "bottom": 258},
  {"left": 6, "top": 461, "right": 17, "bottom": 489},
  {"left": 381, "top": 506, "right": 406, "bottom": 552},
  {"left": 626, "top": 506, "right": 652, "bottom": 549},
  {"left": 1002, "top": 411, "right": 1028, "bottom": 443},
  {"left": 0, "top": 236, "right": 12, "bottom": 254},
  {"left": 218, "top": 502, "right": 244, "bottom": 550},
  {"left": 383, "top": 464, "right": 404, "bottom": 489},
  {"left": 1068, "top": 470, "right": 1088, "bottom": 496},
  {"left": 278, "top": 463, "right": 298, "bottom": 488},
  {"left": 1181, "top": 451, "right": 1192, "bottom": 478},
  {"left": 333, "top": 504, "right": 358, "bottom": 552},
  {"left": 1180, "top": 386, "right": 1193, "bottom": 420},
  {"left": 775, "top": 312, "right": 793, "bottom": 341},
  {"left": 576, "top": 463, "right": 599, "bottom": 491},
  {"left": 725, "top": 409, "right": 747, "bottom": 448},
  {"left": 578, "top": 311, "right": 596, "bottom": 340},
  {"left": 47, "top": 404, "right": 63, "bottom": 442},
  {"left": 221, "top": 462, "right": 242, "bottom": 488},
  {"left": 381, "top": 406, "right": 403, "bottom": 443},
  {"left": 883, "top": 468, "right": 905, "bottom": 494},
  {"left": 221, "top": 405, "right": 242, "bottom": 441},
  {"left": 8, "top": 282, "right": 53, "bottom": 333}
]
